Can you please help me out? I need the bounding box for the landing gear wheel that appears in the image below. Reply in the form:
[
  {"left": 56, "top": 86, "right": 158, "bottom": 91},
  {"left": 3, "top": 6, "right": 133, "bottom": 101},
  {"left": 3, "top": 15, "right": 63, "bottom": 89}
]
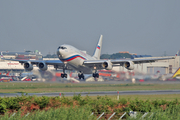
[
  {"left": 78, "top": 73, "right": 84, "bottom": 80},
  {"left": 61, "top": 73, "right": 67, "bottom": 78},
  {"left": 96, "top": 74, "right": 99, "bottom": 78},
  {"left": 64, "top": 73, "right": 67, "bottom": 78},
  {"left": 93, "top": 73, "right": 99, "bottom": 78}
]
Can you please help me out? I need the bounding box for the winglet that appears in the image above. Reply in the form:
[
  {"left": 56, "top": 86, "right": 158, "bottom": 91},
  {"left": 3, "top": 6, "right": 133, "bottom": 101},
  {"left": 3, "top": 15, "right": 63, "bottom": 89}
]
[
  {"left": 172, "top": 67, "right": 180, "bottom": 78},
  {"left": 93, "top": 35, "right": 103, "bottom": 60}
]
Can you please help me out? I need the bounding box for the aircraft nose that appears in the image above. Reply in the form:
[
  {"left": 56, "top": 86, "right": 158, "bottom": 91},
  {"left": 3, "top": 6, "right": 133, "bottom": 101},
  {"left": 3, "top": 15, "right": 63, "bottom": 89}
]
[
  {"left": 57, "top": 46, "right": 67, "bottom": 58},
  {"left": 57, "top": 47, "right": 61, "bottom": 56},
  {"left": 57, "top": 47, "right": 64, "bottom": 58}
]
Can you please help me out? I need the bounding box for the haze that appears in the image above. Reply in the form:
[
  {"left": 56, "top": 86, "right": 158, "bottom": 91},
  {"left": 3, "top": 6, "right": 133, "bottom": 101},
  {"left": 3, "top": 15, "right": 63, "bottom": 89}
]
[{"left": 0, "top": 0, "right": 180, "bottom": 56}]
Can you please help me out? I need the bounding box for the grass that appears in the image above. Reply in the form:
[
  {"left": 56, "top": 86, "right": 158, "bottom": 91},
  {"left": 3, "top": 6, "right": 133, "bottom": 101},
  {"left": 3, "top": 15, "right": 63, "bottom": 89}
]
[
  {"left": 1, "top": 107, "right": 97, "bottom": 120},
  {"left": 1, "top": 106, "right": 180, "bottom": 120},
  {"left": 87, "top": 94, "right": 180, "bottom": 101},
  {"left": 0, "top": 82, "right": 180, "bottom": 93}
]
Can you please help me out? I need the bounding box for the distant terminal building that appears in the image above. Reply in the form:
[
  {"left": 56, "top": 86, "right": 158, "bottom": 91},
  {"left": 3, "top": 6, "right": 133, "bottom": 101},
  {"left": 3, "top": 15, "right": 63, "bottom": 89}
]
[
  {"left": 1, "top": 50, "right": 42, "bottom": 60},
  {"left": 119, "top": 51, "right": 152, "bottom": 59},
  {"left": 0, "top": 50, "right": 42, "bottom": 73},
  {"left": 119, "top": 51, "right": 130, "bottom": 54},
  {"left": 119, "top": 51, "right": 137, "bottom": 55}
]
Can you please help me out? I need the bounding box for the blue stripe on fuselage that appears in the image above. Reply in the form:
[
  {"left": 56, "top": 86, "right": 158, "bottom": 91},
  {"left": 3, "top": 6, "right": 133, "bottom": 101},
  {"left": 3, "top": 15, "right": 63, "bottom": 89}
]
[{"left": 61, "top": 55, "right": 86, "bottom": 62}]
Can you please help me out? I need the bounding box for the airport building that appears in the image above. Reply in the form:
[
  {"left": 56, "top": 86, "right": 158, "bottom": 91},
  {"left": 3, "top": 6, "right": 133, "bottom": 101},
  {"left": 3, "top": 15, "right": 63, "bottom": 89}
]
[
  {"left": 0, "top": 50, "right": 180, "bottom": 75},
  {"left": 0, "top": 50, "right": 42, "bottom": 73},
  {"left": 115, "top": 55, "right": 180, "bottom": 74}
]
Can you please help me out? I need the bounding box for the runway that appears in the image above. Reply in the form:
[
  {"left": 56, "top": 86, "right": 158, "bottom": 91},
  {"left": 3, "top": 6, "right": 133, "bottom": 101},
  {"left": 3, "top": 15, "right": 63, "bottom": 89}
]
[{"left": 1, "top": 90, "right": 180, "bottom": 97}]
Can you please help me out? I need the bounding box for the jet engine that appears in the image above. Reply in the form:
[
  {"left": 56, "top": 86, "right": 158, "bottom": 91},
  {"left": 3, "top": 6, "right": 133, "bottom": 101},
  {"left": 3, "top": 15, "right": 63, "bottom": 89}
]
[
  {"left": 124, "top": 61, "right": 134, "bottom": 70},
  {"left": 38, "top": 62, "right": 48, "bottom": 71},
  {"left": 24, "top": 62, "right": 33, "bottom": 71},
  {"left": 102, "top": 60, "right": 113, "bottom": 70}
]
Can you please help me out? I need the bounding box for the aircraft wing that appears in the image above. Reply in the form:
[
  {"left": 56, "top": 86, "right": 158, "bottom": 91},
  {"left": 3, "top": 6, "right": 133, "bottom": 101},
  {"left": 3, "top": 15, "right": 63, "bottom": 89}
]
[
  {"left": 43, "top": 60, "right": 63, "bottom": 65},
  {"left": 1, "top": 57, "right": 68, "bottom": 69},
  {"left": 44, "top": 60, "right": 74, "bottom": 70},
  {"left": 110, "top": 56, "right": 175, "bottom": 64},
  {"left": 1, "top": 57, "right": 63, "bottom": 65},
  {"left": 83, "top": 56, "right": 175, "bottom": 69}
]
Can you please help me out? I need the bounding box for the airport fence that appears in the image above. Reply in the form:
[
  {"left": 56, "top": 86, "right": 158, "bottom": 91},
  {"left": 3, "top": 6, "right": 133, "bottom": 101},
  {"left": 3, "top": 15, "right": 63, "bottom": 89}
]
[{"left": 4, "top": 110, "right": 180, "bottom": 120}]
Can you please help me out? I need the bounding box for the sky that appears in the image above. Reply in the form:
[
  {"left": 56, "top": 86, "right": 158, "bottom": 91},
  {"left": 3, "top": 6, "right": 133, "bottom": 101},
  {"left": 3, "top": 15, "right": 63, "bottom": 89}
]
[{"left": 0, "top": 0, "right": 180, "bottom": 56}]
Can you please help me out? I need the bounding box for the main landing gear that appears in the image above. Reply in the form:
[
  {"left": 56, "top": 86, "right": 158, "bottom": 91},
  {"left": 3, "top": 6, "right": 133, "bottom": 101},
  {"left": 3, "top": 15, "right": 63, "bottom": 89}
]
[
  {"left": 92, "top": 67, "right": 99, "bottom": 78},
  {"left": 78, "top": 72, "right": 84, "bottom": 80},
  {"left": 93, "top": 73, "right": 99, "bottom": 78}
]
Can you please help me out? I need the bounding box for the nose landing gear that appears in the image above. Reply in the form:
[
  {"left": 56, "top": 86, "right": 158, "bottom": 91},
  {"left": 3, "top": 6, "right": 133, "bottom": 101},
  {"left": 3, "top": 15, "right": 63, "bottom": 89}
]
[
  {"left": 61, "top": 73, "right": 67, "bottom": 78},
  {"left": 61, "top": 63, "right": 67, "bottom": 78}
]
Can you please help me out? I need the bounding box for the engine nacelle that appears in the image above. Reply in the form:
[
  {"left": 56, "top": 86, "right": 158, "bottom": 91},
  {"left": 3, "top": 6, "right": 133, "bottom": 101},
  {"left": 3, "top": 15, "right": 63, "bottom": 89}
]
[
  {"left": 102, "top": 60, "right": 113, "bottom": 70},
  {"left": 38, "top": 62, "right": 48, "bottom": 71},
  {"left": 24, "top": 62, "right": 33, "bottom": 71},
  {"left": 124, "top": 61, "right": 134, "bottom": 70}
]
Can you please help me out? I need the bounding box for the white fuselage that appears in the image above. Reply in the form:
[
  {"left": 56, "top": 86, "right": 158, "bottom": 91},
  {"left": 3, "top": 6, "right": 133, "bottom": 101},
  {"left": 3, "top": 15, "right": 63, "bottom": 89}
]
[{"left": 57, "top": 44, "right": 96, "bottom": 74}]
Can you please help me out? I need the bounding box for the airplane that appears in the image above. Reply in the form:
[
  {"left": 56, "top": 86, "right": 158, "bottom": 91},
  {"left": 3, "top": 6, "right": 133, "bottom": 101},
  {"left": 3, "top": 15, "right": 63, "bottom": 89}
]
[
  {"left": 1, "top": 35, "right": 175, "bottom": 80},
  {"left": 172, "top": 67, "right": 180, "bottom": 79},
  {"left": 157, "top": 67, "right": 180, "bottom": 81}
]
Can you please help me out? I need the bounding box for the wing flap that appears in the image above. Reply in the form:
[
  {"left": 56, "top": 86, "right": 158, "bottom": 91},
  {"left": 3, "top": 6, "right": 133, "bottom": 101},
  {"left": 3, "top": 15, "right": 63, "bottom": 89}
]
[
  {"left": 1, "top": 58, "right": 67, "bottom": 69},
  {"left": 130, "top": 57, "right": 175, "bottom": 64},
  {"left": 1, "top": 58, "right": 44, "bottom": 64}
]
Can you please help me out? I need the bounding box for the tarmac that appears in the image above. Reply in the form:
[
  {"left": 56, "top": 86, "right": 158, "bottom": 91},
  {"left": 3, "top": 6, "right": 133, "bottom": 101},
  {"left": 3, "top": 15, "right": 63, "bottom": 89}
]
[
  {"left": 1, "top": 89, "right": 180, "bottom": 97},
  {"left": 1, "top": 79, "right": 180, "bottom": 97}
]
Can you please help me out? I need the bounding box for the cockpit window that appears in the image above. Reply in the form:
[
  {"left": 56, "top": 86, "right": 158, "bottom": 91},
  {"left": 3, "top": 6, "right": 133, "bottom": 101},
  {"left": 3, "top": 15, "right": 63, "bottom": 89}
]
[{"left": 58, "top": 46, "right": 67, "bottom": 49}]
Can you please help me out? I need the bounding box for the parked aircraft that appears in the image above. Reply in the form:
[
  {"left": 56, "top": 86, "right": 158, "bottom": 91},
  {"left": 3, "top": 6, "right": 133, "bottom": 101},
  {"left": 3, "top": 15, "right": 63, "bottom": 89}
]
[
  {"left": 172, "top": 67, "right": 180, "bottom": 79},
  {"left": 156, "top": 67, "right": 180, "bottom": 81},
  {"left": 1, "top": 35, "right": 175, "bottom": 79}
]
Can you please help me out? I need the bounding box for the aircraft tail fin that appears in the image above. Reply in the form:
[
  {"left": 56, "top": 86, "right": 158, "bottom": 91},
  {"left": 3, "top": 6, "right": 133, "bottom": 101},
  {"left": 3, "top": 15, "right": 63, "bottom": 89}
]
[
  {"left": 1, "top": 52, "right": 3, "bottom": 59},
  {"left": 172, "top": 67, "right": 180, "bottom": 78},
  {"left": 176, "top": 50, "right": 179, "bottom": 56},
  {"left": 93, "top": 35, "right": 103, "bottom": 60}
]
